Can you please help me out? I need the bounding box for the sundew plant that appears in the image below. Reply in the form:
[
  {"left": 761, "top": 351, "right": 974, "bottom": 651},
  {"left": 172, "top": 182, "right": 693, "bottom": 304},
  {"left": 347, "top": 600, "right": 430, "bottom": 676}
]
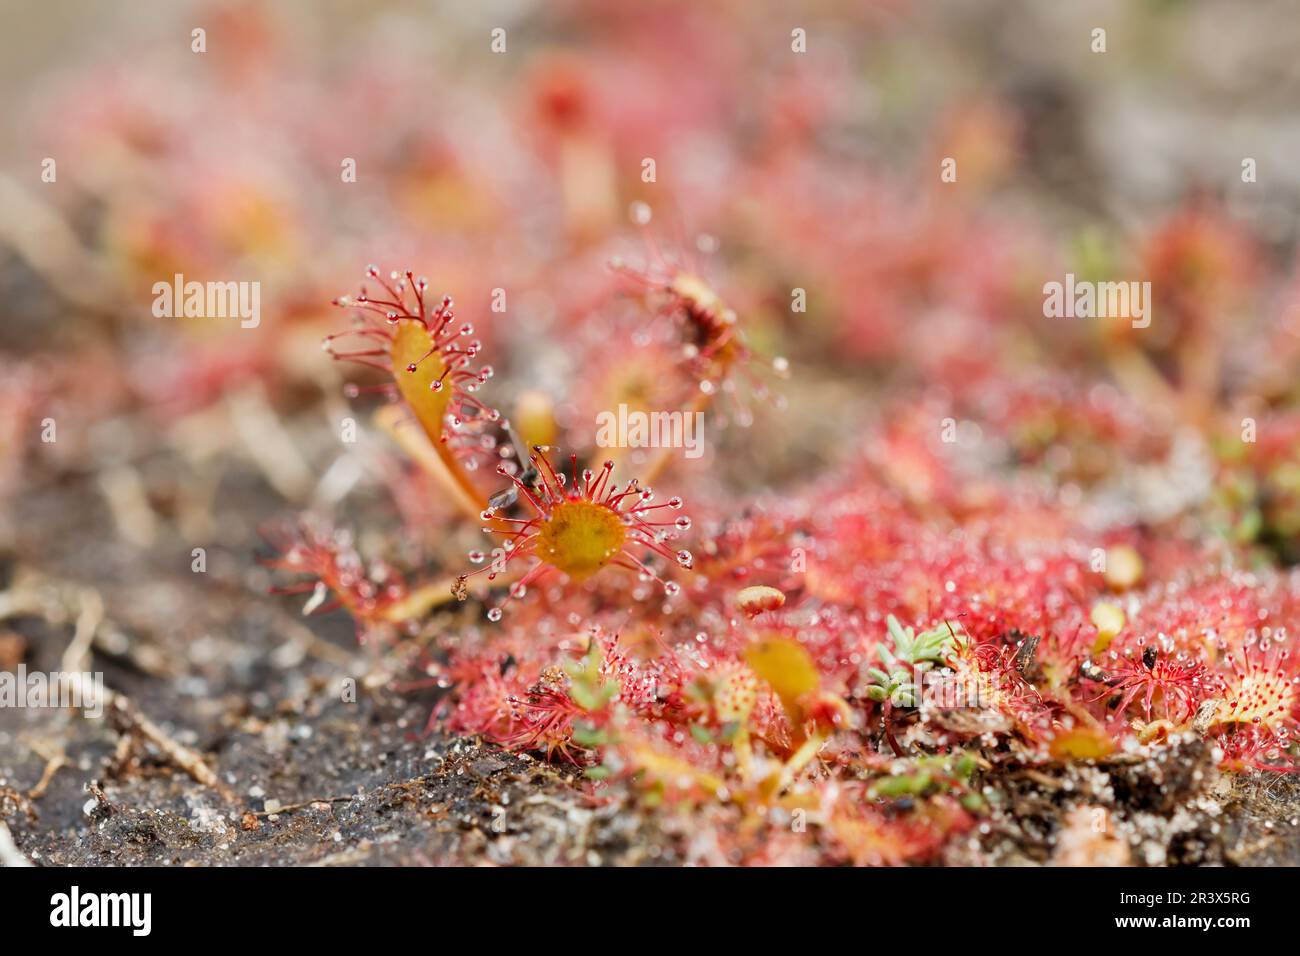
[{"left": 2, "top": 1, "right": 1300, "bottom": 873}]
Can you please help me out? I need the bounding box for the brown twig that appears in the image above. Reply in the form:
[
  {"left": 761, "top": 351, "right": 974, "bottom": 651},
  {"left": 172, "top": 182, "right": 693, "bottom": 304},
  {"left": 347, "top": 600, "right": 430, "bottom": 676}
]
[
  {"left": 107, "top": 693, "right": 235, "bottom": 803},
  {"left": 27, "top": 742, "right": 67, "bottom": 801},
  {"left": 252, "top": 795, "right": 355, "bottom": 817}
]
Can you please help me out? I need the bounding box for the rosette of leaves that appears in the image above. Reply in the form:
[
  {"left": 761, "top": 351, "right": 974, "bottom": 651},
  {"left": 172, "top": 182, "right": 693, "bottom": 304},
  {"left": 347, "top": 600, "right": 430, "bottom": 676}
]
[{"left": 865, "top": 616, "right": 958, "bottom": 707}]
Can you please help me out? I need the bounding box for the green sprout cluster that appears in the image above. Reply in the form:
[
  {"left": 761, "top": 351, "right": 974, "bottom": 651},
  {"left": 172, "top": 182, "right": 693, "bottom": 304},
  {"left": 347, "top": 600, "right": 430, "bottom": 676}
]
[
  {"left": 870, "top": 752, "right": 984, "bottom": 810},
  {"left": 865, "top": 616, "right": 960, "bottom": 707}
]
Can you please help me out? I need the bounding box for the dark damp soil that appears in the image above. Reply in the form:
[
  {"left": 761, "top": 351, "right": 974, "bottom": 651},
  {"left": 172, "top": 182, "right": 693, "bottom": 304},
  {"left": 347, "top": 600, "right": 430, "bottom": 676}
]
[{"left": 0, "top": 428, "right": 679, "bottom": 866}]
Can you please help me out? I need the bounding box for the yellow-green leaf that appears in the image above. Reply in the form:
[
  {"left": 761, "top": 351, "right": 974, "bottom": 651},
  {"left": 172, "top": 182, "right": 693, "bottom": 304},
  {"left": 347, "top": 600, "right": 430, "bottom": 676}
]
[{"left": 390, "top": 319, "right": 450, "bottom": 447}]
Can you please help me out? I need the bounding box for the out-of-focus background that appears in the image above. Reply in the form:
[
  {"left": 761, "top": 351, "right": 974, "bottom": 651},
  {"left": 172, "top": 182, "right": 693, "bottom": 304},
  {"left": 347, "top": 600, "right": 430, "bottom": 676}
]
[{"left": 3, "top": 0, "right": 1299, "bottom": 545}]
